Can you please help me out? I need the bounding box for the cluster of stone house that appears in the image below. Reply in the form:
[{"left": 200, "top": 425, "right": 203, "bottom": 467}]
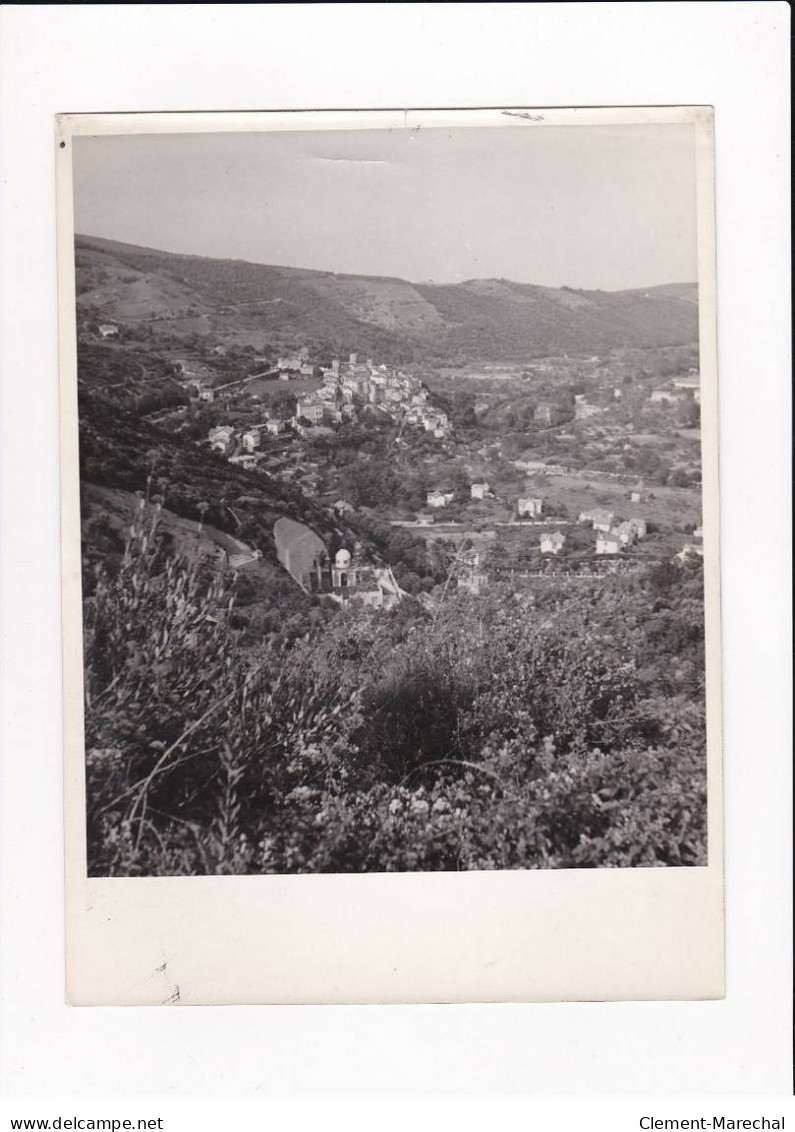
[
  {"left": 293, "top": 389, "right": 356, "bottom": 431},
  {"left": 276, "top": 346, "right": 317, "bottom": 378},
  {"left": 425, "top": 486, "right": 544, "bottom": 517},
  {"left": 207, "top": 420, "right": 278, "bottom": 469},
  {"left": 269, "top": 352, "right": 448, "bottom": 438},
  {"left": 171, "top": 358, "right": 223, "bottom": 402},
  {"left": 207, "top": 385, "right": 341, "bottom": 465},
  {"left": 314, "top": 354, "right": 450, "bottom": 437},
  {"left": 578, "top": 508, "right": 648, "bottom": 555},
  {"left": 273, "top": 517, "right": 402, "bottom": 609}
]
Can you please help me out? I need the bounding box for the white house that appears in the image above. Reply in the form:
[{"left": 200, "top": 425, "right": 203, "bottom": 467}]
[
  {"left": 579, "top": 508, "right": 615, "bottom": 532},
  {"left": 518, "top": 496, "right": 543, "bottom": 518},
  {"left": 540, "top": 531, "right": 566, "bottom": 555},
  {"left": 265, "top": 419, "right": 286, "bottom": 435},
  {"left": 596, "top": 532, "right": 622, "bottom": 555},
  {"left": 470, "top": 482, "right": 490, "bottom": 501},
  {"left": 427, "top": 490, "right": 454, "bottom": 509},
  {"left": 242, "top": 429, "right": 261, "bottom": 452},
  {"left": 98, "top": 323, "right": 118, "bottom": 339},
  {"left": 671, "top": 376, "right": 701, "bottom": 404},
  {"left": 208, "top": 425, "right": 234, "bottom": 454},
  {"left": 295, "top": 399, "right": 324, "bottom": 424}
]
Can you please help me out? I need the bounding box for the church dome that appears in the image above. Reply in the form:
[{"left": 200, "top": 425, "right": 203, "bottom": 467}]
[{"left": 335, "top": 548, "right": 352, "bottom": 569}]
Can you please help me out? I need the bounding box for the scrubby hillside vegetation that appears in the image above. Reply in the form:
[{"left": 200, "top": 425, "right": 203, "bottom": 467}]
[{"left": 84, "top": 505, "right": 707, "bottom": 876}]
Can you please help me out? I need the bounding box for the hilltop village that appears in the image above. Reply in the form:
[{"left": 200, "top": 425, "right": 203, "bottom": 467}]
[
  {"left": 193, "top": 343, "right": 702, "bottom": 600},
  {"left": 81, "top": 321, "right": 705, "bottom": 608}
]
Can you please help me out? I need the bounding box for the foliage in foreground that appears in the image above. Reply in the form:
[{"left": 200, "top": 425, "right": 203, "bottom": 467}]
[{"left": 84, "top": 505, "right": 707, "bottom": 875}]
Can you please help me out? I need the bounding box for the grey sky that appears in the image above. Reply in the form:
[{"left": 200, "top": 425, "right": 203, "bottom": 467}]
[{"left": 73, "top": 123, "right": 698, "bottom": 290}]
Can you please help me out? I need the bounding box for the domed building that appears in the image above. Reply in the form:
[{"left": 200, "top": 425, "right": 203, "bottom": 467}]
[
  {"left": 274, "top": 520, "right": 403, "bottom": 608},
  {"left": 332, "top": 548, "right": 352, "bottom": 588}
]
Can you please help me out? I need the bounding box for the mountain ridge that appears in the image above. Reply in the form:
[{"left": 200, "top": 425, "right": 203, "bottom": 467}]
[{"left": 74, "top": 233, "right": 699, "bottom": 363}]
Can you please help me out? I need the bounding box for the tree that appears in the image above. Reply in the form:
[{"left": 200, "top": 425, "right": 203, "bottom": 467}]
[{"left": 668, "top": 467, "right": 692, "bottom": 488}]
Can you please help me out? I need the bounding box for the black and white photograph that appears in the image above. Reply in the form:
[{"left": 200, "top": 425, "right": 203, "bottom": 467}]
[{"left": 66, "top": 110, "right": 716, "bottom": 880}]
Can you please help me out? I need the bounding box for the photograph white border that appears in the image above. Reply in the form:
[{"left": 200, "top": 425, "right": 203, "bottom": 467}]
[{"left": 58, "top": 106, "right": 723, "bottom": 1007}]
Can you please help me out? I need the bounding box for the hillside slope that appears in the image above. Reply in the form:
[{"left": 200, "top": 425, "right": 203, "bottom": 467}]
[{"left": 75, "top": 235, "right": 698, "bottom": 362}]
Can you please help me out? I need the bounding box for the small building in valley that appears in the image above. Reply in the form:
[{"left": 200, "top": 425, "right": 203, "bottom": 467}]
[
  {"left": 540, "top": 531, "right": 566, "bottom": 555},
  {"left": 295, "top": 399, "right": 325, "bottom": 424},
  {"left": 579, "top": 508, "right": 615, "bottom": 532},
  {"left": 671, "top": 376, "right": 701, "bottom": 404},
  {"left": 596, "top": 532, "right": 622, "bottom": 555},
  {"left": 208, "top": 425, "right": 235, "bottom": 454},
  {"left": 518, "top": 496, "right": 543, "bottom": 518},
  {"left": 427, "top": 489, "right": 454, "bottom": 509}
]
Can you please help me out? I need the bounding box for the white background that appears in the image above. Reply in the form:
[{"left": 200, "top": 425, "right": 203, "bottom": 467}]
[{"left": 0, "top": 1, "right": 791, "bottom": 1100}]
